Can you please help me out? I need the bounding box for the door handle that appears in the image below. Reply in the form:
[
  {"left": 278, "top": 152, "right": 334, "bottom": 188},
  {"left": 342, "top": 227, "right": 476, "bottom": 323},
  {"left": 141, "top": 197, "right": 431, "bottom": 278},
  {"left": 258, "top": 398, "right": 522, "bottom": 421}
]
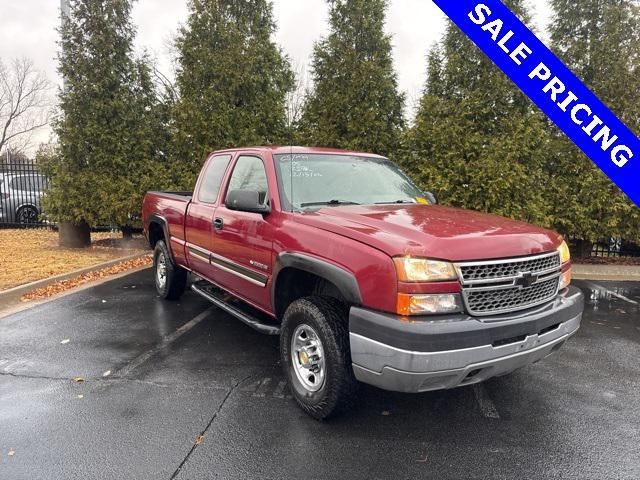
[{"left": 213, "top": 217, "right": 224, "bottom": 230}]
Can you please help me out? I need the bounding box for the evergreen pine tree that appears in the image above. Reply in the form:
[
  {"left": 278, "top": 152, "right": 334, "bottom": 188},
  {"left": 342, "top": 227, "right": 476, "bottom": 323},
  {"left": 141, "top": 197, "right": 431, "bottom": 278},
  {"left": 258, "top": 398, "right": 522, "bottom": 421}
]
[
  {"left": 404, "top": 0, "right": 548, "bottom": 224},
  {"left": 172, "top": 0, "right": 294, "bottom": 186},
  {"left": 546, "top": 0, "right": 640, "bottom": 244},
  {"left": 43, "top": 0, "right": 168, "bottom": 238},
  {"left": 299, "top": 0, "right": 405, "bottom": 158}
]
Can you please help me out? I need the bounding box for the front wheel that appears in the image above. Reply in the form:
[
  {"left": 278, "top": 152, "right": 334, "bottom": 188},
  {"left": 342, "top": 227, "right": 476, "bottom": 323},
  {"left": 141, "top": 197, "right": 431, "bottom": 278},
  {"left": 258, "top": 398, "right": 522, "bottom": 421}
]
[
  {"left": 153, "top": 240, "right": 187, "bottom": 300},
  {"left": 280, "top": 296, "right": 358, "bottom": 420}
]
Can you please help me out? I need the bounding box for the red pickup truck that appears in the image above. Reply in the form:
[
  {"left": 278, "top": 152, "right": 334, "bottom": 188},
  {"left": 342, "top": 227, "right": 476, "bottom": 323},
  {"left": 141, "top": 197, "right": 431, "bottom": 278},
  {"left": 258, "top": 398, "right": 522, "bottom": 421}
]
[{"left": 142, "top": 146, "right": 584, "bottom": 419}]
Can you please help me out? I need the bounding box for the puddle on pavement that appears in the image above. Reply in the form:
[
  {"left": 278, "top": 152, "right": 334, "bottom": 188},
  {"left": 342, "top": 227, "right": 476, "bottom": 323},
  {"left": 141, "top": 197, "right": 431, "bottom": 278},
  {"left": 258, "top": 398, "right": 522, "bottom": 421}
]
[{"left": 578, "top": 282, "right": 640, "bottom": 324}]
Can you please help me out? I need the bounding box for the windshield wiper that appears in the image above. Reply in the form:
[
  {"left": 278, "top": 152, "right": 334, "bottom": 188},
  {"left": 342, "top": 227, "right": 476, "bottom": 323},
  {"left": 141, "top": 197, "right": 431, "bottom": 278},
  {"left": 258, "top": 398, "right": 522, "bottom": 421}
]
[
  {"left": 374, "top": 200, "right": 415, "bottom": 204},
  {"left": 300, "top": 199, "right": 361, "bottom": 207}
]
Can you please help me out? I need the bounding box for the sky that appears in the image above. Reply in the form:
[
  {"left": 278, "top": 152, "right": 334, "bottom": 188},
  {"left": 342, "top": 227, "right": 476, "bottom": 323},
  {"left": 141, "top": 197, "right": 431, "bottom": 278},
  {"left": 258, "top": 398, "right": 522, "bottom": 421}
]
[{"left": 0, "top": 0, "right": 553, "bottom": 153}]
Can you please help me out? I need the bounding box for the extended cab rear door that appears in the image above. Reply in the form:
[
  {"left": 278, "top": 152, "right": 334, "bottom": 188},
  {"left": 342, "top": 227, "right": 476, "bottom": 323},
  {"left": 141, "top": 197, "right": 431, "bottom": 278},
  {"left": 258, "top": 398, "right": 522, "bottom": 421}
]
[
  {"left": 210, "top": 153, "right": 275, "bottom": 312},
  {"left": 184, "top": 153, "right": 232, "bottom": 278}
]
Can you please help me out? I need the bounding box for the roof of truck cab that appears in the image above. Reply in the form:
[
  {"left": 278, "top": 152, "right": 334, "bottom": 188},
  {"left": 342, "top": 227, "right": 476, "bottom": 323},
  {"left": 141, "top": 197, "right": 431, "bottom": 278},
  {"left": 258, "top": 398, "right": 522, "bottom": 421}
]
[{"left": 208, "top": 146, "right": 387, "bottom": 159}]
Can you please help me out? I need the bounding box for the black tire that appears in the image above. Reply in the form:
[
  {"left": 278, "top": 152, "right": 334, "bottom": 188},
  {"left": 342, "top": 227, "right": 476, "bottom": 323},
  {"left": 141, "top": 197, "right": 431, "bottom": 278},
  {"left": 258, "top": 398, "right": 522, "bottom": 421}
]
[
  {"left": 16, "top": 205, "right": 39, "bottom": 224},
  {"left": 280, "top": 296, "right": 359, "bottom": 420},
  {"left": 153, "top": 240, "right": 187, "bottom": 300}
]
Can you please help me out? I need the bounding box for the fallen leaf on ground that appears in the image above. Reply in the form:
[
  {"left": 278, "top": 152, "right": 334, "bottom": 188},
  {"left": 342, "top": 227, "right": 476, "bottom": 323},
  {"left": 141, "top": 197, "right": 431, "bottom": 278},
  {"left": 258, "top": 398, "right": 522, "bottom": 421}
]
[
  {"left": 195, "top": 435, "right": 205, "bottom": 446},
  {"left": 20, "top": 256, "right": 152, "bottom": 302},
  {"left": 73, "top": 377, "right": 85, "bottom": 383}
]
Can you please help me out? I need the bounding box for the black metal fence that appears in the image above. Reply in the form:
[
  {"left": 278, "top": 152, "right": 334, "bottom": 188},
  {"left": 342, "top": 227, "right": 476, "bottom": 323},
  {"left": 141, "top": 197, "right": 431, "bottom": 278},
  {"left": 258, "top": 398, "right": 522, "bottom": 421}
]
[
  {"left": 589, "top": 237, "right": 640, "bottom": 258},
  {"left": 0, "top": 160, "right": 50, "bottom": 228}
]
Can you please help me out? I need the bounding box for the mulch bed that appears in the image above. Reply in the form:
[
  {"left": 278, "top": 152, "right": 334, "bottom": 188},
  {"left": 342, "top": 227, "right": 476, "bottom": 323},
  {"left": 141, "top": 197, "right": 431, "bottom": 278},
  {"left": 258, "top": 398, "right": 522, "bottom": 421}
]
[
  {"left": 0, "top": 229, "right": 150, "bottom": 291},
  {"left": 92, "top": 236, "right": 149, "bottom": 250}
]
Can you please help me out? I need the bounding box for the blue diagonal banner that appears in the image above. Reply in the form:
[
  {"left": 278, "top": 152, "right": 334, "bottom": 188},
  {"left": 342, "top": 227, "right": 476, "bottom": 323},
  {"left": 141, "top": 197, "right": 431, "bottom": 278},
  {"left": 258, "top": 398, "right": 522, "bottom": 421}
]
[{"left": 431, "top": 0, "right": 640, "bottom": 207}]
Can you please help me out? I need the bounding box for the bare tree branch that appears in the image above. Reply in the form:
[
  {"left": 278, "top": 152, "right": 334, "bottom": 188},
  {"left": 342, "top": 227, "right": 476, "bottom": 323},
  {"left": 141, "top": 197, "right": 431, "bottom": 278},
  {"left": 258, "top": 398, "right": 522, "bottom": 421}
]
[
  {"left": 152, "top": 64, "right": 178, "bottom": 101},
  {"left": 286, "top": 62, "right": 311, "bottom": 130},
  {"left": 0, "top": 57, "right": 54, "bottom": 156}
]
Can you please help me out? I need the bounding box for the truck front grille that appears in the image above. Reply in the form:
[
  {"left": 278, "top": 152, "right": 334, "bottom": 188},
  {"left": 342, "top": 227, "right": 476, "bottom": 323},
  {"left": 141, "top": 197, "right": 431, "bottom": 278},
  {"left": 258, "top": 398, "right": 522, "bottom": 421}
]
[
  {"left": 463, "top": 276, "right": 560, "bottom": 316},
  {"left": 455, "top": 252, "right": 562, "bottom": 316}
]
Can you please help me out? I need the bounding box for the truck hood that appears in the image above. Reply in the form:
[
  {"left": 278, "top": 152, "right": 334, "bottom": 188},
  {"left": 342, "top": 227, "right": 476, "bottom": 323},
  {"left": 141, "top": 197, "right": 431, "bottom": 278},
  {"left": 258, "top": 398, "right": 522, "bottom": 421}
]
[{"left": 295, "top": 204, "right": 562, "bottom": 262}]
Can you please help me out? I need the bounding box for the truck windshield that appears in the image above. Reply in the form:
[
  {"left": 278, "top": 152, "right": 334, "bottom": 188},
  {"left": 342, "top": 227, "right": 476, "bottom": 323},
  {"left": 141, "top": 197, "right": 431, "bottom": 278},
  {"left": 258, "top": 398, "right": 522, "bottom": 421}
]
[{"left": 274, "top": 153, "right": 425, "bottom": 211}]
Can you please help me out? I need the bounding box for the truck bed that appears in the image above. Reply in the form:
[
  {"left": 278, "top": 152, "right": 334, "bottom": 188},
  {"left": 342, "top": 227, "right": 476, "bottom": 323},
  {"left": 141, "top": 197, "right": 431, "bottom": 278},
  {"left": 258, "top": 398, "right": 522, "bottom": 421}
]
[{"left": 146, "top": 191, "right": 193, "bottom": 201}]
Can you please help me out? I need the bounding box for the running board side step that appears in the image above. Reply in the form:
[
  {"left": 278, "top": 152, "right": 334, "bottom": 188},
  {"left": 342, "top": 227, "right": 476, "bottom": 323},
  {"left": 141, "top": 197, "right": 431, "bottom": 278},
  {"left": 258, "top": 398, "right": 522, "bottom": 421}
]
[{"left": 191, "top": 282, "right": 280, "bottom": 335}]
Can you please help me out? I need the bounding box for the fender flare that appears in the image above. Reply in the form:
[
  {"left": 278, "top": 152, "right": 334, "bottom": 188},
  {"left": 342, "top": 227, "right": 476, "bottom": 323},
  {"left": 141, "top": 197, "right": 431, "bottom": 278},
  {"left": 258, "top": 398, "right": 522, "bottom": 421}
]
[
  {"left": 271, "top": 252, "right": 363, "bottom": 311},
  {"left": 147, "top": 214, "right": 175, "bottom": 263}
]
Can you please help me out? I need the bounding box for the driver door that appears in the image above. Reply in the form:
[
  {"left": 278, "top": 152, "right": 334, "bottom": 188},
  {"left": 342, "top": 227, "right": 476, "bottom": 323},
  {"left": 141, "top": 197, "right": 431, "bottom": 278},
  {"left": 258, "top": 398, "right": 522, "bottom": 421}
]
[{"left": 211, "top": 154, "right": 274, "bottom": 311}]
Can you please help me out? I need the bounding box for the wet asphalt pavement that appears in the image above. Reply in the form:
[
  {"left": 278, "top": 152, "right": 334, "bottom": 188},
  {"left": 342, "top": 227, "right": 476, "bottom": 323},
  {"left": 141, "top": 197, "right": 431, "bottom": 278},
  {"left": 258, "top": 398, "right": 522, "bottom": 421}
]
[{"left": 0, "top": 271, "right": 639, "bottom": 480}]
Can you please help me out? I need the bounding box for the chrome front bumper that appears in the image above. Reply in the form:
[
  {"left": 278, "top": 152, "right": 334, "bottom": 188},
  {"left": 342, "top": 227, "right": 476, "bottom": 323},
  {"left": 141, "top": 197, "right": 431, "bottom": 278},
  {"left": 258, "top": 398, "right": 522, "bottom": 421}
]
[{"left": 349, "top": 286, "right": 584, "bottom": 393}]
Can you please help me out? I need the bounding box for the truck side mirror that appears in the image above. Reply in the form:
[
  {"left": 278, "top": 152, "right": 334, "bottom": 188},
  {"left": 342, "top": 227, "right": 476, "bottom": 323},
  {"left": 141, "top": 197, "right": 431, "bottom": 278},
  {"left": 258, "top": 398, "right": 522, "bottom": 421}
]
[
  {"left": 226, "top": 190, "right": 271, "bottom": 214},
  {"left": 424, "top": 191, "right": 437, "bottom": 205}
]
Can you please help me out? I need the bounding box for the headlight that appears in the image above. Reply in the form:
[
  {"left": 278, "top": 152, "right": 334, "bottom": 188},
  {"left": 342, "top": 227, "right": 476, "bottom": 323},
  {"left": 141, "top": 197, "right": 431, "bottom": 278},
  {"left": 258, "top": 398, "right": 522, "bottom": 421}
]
[
  {"left": 557, "top": 240, "right": 571, "bottom": 264},
  {"left": 393, "top": 257, "right": 458, "bottom": 282}
]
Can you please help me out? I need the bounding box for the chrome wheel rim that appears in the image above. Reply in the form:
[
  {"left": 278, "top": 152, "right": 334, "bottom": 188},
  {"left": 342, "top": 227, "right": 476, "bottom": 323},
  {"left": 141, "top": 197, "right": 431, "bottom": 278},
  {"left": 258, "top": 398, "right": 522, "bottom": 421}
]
[
  {"left": 291, "top": 324, "right": 325, "bottom": 392},
  {"left": 156, "top": 252, "right": 167, "bottom": 289}
]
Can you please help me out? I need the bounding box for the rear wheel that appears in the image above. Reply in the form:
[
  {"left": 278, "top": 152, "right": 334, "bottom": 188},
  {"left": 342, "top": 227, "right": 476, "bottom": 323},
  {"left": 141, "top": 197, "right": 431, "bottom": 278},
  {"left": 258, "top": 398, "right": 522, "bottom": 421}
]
[
  {"left": 16, "top": 205, "right": 38, "bottom": 224},
  {"left": 153, "top": 240, "right": 187, "bottom": 300},
  {"left": 280, "top": 296, "right": 358, "bottom": 420}
]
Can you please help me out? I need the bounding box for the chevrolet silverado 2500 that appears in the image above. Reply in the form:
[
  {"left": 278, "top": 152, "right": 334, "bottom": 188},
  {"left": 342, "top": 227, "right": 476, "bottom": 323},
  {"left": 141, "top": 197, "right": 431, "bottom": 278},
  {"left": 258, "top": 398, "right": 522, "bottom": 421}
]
[{"left": 142, "top": 146, "right": 584, "bottom": 419}]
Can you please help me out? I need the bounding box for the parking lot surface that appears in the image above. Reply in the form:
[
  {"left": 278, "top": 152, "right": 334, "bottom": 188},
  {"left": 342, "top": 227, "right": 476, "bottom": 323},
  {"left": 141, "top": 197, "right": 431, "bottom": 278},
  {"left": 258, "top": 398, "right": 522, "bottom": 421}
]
[{"left": 0, "top": 271, "right": 639, "bottom": 479}]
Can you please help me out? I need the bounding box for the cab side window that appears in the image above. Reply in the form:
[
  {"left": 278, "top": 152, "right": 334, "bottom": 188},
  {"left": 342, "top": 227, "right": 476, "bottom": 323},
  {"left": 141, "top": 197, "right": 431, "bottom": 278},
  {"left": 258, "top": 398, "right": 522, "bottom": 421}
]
[
  {"left": 226, "top": 156, "right": 268, "bottom": 205},
  {"left": 198, "top": 154, "right": 232, "bottom": 203}
]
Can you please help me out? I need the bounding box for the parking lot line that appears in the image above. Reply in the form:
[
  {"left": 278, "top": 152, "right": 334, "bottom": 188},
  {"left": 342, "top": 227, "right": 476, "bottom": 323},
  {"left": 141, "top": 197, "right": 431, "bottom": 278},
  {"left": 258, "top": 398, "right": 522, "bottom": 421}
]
[
  {"left": 584, "top": 281, "right": 639, "bottom": 305},
  {"left": 115, "top": 306, "right": 215, "bottom": 377},
  {"left": 473, "top": 383, "right": 501, "bottom": 419}
]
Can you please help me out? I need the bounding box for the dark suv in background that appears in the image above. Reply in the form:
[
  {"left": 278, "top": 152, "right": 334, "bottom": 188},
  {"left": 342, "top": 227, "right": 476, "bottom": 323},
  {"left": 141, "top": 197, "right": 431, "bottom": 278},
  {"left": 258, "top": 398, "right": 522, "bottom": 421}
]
[{"left": 0, "top": 173, "right": 48, "bottom": 224}]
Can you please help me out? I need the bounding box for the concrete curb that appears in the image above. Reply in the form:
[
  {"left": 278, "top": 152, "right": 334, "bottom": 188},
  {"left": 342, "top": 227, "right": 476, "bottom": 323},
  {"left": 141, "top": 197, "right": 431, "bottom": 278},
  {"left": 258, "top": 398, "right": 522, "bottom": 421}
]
[
  {"left": 0, "top": 252, "right": 149, "bottom": 307},
  {"left": 572, "top": 263, "right": 640, "bottom": 282}
]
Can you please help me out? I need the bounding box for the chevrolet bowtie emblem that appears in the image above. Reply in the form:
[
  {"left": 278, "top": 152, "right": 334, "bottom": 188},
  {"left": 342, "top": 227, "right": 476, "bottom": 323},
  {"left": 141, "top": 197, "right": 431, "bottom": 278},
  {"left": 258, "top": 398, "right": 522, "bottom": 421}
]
[{"left": 515, "top": 272, "right": 538, "bottom": 288}]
